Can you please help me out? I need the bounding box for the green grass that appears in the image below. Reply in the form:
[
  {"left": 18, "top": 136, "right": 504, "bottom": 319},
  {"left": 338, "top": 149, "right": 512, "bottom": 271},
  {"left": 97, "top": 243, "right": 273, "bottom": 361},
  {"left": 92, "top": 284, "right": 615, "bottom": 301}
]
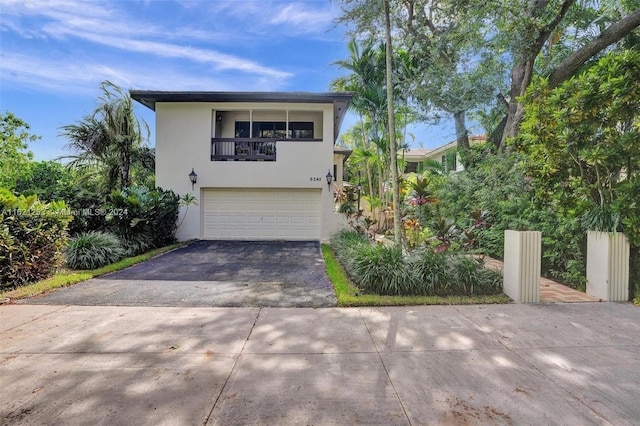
[
  {"left": 1, "top": 241, "right": 189, "bottom": 301},
  {"left": 321, "top": 244, "right": 510, "bottom": 306}
]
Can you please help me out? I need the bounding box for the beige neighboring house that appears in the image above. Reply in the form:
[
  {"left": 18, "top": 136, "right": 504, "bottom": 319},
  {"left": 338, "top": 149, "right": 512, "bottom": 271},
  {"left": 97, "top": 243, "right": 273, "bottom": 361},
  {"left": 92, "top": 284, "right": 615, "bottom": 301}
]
[
  {"left": 131, "top": 91, "right": 352, "bottom": 242},
  {"left": 333, "top": 148, "right": 352, "bottom": 188},
  {"left": 403, "top": 135, "right": 486, "bottom": 173}
]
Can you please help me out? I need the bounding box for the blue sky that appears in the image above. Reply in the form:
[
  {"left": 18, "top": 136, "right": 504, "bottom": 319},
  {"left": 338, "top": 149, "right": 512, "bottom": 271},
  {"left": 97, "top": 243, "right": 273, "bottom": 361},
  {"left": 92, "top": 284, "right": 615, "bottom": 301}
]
[{"left": 1, "top": 0, "right": 461, "bottom": 161}]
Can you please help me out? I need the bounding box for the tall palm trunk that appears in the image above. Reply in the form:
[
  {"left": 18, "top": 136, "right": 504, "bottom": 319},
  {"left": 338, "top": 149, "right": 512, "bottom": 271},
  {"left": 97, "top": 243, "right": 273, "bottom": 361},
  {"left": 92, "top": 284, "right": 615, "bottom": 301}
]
[{"left": 384, "top": 0, "right": 402, "bottom": 246}]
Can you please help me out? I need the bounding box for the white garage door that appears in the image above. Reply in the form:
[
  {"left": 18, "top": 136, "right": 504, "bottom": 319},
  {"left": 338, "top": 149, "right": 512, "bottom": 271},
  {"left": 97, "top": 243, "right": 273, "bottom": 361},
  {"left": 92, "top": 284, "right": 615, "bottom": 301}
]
[{"left": 202, "top": 188, "right": 321, "bottom": 240}]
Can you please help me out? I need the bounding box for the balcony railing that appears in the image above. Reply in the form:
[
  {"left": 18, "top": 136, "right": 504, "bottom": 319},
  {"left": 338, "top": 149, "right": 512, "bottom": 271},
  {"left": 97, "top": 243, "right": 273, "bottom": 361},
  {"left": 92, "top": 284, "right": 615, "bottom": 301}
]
[{"left": 211, "top": 138, "right": 277, "bottom": 161}]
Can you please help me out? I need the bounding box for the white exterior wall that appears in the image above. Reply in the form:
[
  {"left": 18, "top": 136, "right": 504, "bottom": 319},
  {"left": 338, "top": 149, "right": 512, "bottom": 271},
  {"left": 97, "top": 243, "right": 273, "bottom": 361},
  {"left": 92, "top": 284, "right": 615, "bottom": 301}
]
[{"left": 155, "top": 102, "right": 336, "bottom": 241}]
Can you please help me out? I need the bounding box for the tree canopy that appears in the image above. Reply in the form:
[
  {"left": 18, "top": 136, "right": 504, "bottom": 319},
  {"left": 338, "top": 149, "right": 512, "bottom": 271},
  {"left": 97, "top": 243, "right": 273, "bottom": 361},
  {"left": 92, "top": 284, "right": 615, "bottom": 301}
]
[{"left": 0, "top": 112, "right": 38, "bottom": 190}]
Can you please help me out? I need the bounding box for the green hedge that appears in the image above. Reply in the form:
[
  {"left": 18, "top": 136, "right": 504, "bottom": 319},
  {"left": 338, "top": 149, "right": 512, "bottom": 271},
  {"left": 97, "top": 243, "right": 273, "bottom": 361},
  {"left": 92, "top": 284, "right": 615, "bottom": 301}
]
[{"left": 0, "top": 189, "right": 71, "bottom": 288}]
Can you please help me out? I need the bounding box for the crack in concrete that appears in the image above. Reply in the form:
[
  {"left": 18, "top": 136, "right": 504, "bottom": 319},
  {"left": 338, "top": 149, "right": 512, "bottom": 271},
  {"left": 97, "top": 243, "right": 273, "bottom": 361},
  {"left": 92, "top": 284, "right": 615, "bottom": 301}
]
[{"left": 204, "top": 307, "right": 262, "bottom": 425}]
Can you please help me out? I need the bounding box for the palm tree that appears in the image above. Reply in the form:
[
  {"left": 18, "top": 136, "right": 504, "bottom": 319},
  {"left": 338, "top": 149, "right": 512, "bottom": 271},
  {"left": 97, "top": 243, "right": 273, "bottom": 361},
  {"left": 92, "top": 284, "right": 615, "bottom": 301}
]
[{"left": 61, "top": 81, "right": 153, "bottom": 193}]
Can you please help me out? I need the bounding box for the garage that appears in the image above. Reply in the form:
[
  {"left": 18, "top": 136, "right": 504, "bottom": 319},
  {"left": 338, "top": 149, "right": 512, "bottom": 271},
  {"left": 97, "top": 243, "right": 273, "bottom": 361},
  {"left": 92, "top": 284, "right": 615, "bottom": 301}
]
[{"left": 202, "top": 188, "right": 322, "bottom": 240}]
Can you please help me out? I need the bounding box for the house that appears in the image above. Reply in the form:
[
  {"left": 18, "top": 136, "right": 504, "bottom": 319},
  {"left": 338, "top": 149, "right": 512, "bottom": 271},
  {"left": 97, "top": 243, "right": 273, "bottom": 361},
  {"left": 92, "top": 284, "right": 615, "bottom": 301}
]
[
  {"left": 333, "top": 148, "right": 352, "bottom": 188},
  {"left": 403, "top": 135, "right": 486, "bottom": 174},
  {"left": 130, "top": 91, "right": 352, "bottom": 241}
]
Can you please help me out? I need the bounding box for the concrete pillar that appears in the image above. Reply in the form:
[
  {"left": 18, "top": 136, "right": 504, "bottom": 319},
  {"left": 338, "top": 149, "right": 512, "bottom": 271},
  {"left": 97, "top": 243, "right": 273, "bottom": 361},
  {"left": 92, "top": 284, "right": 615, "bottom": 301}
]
[
  {"left": 503, "top": 230, "right": 541, "bottom": 303},
  {"left": 586, "top": 231, "right": 629, "bottom": 301}
]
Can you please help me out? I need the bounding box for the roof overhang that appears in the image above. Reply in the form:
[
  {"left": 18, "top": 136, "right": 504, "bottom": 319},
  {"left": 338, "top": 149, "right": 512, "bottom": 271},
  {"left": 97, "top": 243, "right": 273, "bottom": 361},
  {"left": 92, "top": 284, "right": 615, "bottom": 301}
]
[
  {"left": 130, "top": 90, "right": 353, "bottom": 143},
  {"left": 334, "top": 148, "right": 353, "bottom": 161}
]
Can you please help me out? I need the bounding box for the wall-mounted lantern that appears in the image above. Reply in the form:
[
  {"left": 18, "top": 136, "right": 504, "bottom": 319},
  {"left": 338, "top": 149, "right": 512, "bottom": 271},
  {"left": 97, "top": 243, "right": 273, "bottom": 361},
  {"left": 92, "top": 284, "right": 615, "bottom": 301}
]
[
  {"left": 189, "top": 168, "right": 197, "bottom": 190},
  {"left": 326, "top": 170, "right": 333, "bottom": 188}
]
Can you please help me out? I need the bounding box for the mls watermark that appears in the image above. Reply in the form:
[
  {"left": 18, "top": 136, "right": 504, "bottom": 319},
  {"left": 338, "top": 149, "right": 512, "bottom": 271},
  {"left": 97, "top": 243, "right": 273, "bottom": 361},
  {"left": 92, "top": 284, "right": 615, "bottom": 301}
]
[{"left": 5, "top": 208, "right": 129, "bottom": 218}]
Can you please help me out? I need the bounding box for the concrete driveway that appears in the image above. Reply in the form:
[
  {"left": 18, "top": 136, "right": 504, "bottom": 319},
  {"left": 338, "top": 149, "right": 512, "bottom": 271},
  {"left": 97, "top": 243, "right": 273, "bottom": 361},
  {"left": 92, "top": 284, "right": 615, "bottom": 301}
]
[
  {"left": 24, "top": 240, "right": 336, "bottom": 308},
  {"left": 2, "top": 302, "right": 639, "bottom": 425}
]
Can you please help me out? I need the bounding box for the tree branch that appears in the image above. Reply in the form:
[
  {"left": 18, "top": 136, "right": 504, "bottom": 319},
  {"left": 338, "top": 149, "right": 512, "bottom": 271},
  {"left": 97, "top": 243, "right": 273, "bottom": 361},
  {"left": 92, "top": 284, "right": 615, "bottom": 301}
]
[{"left": 547, "top": 8, "right": 640, "bottom": 89}]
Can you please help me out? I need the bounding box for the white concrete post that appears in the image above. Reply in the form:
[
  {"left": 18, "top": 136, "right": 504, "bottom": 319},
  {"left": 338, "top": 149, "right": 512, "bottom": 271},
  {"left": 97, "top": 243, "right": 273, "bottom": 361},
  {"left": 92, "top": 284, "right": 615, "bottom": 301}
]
[
  {"left": 586, "top": 231, "right": 629, "bottom": 301},
  {"left": 503, "top": 230, "right": 541, "bottom": 303}
]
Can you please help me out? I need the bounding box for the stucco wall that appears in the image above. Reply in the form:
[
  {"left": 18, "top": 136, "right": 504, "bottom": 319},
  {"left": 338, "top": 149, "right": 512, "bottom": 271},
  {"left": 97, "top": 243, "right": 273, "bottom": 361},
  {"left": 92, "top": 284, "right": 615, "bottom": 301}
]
[{"left": 154, "top": 102, "right": 336, "bottom": 241}]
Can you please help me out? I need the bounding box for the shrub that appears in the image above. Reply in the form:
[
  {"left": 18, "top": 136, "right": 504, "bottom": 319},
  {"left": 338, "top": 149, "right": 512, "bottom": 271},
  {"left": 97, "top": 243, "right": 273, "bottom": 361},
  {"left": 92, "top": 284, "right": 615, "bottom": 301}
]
[
  {"left": 0, "top": 189, "right": 71, "bottom": 288},
  {"left": 105, "top": 186, "right": 180, "bottom": 256},
  {"left": 338, "top": 200, "right": 357, "bottom": 215},
  {"left": 64, "top": 231, "right": 124, "bottom": 270},
  {"left": 447, "top": 256, "right": 503, "bottom": 296},
  {"left": 329, "top": 229, "right": 370, "bottom": 273},
  {"left": 331, "top": 229, "right": 504, "bottom": 297},
  {"left": 410, "top": 250, "right": 449, "bottom": 294},
  {"left": 352, "top": 244, "right": 417, "bottom": 296}
]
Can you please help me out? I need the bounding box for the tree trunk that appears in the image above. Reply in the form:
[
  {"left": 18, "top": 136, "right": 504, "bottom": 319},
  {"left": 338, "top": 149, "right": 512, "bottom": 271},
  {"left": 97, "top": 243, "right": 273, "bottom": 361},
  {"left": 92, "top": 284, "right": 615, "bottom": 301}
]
[
  {"left": 384, "top": 0, "right": 402, "bottom": 247},
  {"left": 453, "top": 111, "right": 469, "bottom": 151},
  {"left": 499, "top": 0, "right": 575, "bottom": 150},
  {"left": 500, "top": 58, "right": 535, "bottom": 151}
]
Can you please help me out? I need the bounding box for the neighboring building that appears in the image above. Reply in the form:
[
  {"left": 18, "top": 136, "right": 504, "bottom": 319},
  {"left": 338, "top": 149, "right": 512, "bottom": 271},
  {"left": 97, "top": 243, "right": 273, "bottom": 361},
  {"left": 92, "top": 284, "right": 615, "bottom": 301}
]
[
  {"left": 402, "top": 148, "right": 433, "bottom": 173},
  {"left": 403, "top": 135, "right": 486, "bottom": 173},
  {"left": 333, "top": 148, "right": 352, "bottom": 188},
  {"left": 131, "top": 91, "right": 352, "bottom": 241}
]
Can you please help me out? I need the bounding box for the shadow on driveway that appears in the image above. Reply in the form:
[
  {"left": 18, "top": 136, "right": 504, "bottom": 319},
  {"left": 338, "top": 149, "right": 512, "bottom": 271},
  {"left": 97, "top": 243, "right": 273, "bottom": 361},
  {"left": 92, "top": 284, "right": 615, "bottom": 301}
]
[{"left": 24, "top": 241, "right": 337, "bottom": 308}]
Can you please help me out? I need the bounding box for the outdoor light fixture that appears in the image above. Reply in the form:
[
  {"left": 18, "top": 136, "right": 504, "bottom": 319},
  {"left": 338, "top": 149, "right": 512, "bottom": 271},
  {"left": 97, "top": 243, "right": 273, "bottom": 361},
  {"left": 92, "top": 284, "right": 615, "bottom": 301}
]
[
  {"left": 189, "top": 168, "right": 197, "bottom": 190},
  {"left": 326, "top": 170, "right": 333, "bottom": 188}
]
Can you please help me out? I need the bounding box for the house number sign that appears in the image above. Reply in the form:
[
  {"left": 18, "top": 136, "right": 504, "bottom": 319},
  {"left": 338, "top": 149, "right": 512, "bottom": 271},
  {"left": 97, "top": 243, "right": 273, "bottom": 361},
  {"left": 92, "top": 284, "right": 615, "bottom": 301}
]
[{"left": 309, "top": 177, "right": 322, "bottom": 182}]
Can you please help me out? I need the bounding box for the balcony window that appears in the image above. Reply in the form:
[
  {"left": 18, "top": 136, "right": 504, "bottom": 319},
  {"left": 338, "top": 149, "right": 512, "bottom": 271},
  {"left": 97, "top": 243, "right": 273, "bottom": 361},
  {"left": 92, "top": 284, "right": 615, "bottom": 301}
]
[{"left": 234, "top": 121, "right": 314, "bottom": 139}]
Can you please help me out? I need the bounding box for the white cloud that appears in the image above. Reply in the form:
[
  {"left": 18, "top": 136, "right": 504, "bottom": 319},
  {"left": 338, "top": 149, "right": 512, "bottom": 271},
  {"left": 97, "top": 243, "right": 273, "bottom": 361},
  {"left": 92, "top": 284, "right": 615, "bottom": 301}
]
[
  {"left": 0, "top": 52, "right": 288, "bottom": 95},
  {"left": 269, "top": 3, "right": 336, "bottom": 33},
  {"left": 41, "top": 25, "right": 292, "bottom": 79},
  {"left": 2, "top": 0, "right": 293, "bottom": 84}
]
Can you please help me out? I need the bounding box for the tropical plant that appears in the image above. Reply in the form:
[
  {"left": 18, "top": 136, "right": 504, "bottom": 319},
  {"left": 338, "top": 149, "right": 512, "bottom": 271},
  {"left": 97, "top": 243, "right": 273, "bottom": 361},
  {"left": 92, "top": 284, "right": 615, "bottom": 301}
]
[
  {"left": 61, "top": 81, "right": 154, "bottom": 195},
  {"left": 64, "top": 231, "right": 124, "bottom": 270},
  {"left": 105, "top": 186, "right": 180, "bottom": 256},
  {"left": 177, "top": 193, "right": 199, "bottom": 230},
  {"left": 330, "top": 229, "right": 504, "bottom": 297},
  {"left": 352, "top": 243, "right": 416, "bottom": 295}
]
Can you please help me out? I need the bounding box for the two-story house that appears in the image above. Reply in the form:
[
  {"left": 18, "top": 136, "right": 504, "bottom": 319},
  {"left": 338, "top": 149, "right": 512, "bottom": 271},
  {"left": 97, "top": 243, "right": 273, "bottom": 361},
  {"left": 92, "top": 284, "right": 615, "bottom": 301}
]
[{"left": 131, "top": 91, "right": 352, "bottom": 241}]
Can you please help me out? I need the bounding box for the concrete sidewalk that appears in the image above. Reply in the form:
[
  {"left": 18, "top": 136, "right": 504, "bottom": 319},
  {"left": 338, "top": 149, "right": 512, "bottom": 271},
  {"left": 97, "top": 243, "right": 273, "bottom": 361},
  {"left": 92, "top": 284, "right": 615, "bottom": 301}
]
[{"left": 1, "top": 303, "right": 639, "bottom": 425}]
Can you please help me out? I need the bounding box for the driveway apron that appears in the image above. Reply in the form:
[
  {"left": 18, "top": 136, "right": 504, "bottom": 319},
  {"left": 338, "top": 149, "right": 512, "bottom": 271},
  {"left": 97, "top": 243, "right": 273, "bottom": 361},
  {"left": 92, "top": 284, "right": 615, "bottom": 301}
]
[{"left": 23, "top": 241, "right": 337, "bottom": 307}]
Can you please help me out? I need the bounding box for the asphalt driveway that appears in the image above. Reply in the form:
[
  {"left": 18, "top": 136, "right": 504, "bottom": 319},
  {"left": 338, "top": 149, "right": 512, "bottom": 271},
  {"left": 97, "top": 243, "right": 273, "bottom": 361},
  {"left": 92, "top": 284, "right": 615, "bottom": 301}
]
[{"left": 24, "top": 240, "right": 337, "bottom": 308}]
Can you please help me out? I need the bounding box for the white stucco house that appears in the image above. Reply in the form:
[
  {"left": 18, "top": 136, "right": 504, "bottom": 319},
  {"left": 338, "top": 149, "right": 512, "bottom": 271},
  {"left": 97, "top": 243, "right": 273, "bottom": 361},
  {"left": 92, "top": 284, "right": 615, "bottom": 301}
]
[
  {"left": 131, "top": 91, "right": 352, "bottom": 241},
  {"left": 403, "top": 135, "right": 486, "bottom": 174}
]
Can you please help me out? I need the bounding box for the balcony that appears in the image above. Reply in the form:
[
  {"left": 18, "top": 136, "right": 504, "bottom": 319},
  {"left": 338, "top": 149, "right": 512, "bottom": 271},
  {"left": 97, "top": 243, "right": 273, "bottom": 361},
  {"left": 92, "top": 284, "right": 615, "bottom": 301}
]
[{"left": 212, "top": 138, "right": 277, "bottom": 161}]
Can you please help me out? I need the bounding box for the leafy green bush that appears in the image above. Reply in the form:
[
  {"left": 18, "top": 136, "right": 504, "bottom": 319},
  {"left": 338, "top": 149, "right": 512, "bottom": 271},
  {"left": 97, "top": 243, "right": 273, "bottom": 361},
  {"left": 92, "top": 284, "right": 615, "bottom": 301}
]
[
  {"left": 329, "top": 229, "right": 370, "bottom": 273},
  {"left": 433, "top": 152, "right": 588, "bottom": 288},
  {"left": 0, "top": 189, "right": 71, "bottom": 288},
  {"left": 105, "top": 186, "right": 180, "bottom": 256},
  {"left": 64, "top": 231, "right": 124, "bottom": 270},
  {"left": 411, "top": 249, "right": 449, "bottom": 294},
  {"left": 353, "top": 244, "right": 417, "bottom": 296},
  {"left": 330, "top": 229, "right": 503, "bottom": 297},
  {"left": 447, "top": 256, "right": 503, "bottom": 296}
]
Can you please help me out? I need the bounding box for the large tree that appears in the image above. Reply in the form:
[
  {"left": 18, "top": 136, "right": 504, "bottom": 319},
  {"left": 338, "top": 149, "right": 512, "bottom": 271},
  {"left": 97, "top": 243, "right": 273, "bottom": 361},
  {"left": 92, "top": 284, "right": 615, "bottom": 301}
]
[
  {"left": 335, "top": 0, "right": 640, "bottom": 152},
  {"left": 62, "top": 81, "right": 154, "bottom": 193},
  {"left": 494, "top": 1, "right": 640, "bottom": 149}
]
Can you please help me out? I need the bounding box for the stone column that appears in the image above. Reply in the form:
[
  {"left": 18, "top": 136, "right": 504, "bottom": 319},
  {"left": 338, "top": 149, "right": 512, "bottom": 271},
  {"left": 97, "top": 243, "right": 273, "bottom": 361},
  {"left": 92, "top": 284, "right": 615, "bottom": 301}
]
[
  {"left": 503, "top": 230, "right": 541, "bottom": 303},
  {"left": 586, "top": 231, "right": 629, "bottom": 301}
]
